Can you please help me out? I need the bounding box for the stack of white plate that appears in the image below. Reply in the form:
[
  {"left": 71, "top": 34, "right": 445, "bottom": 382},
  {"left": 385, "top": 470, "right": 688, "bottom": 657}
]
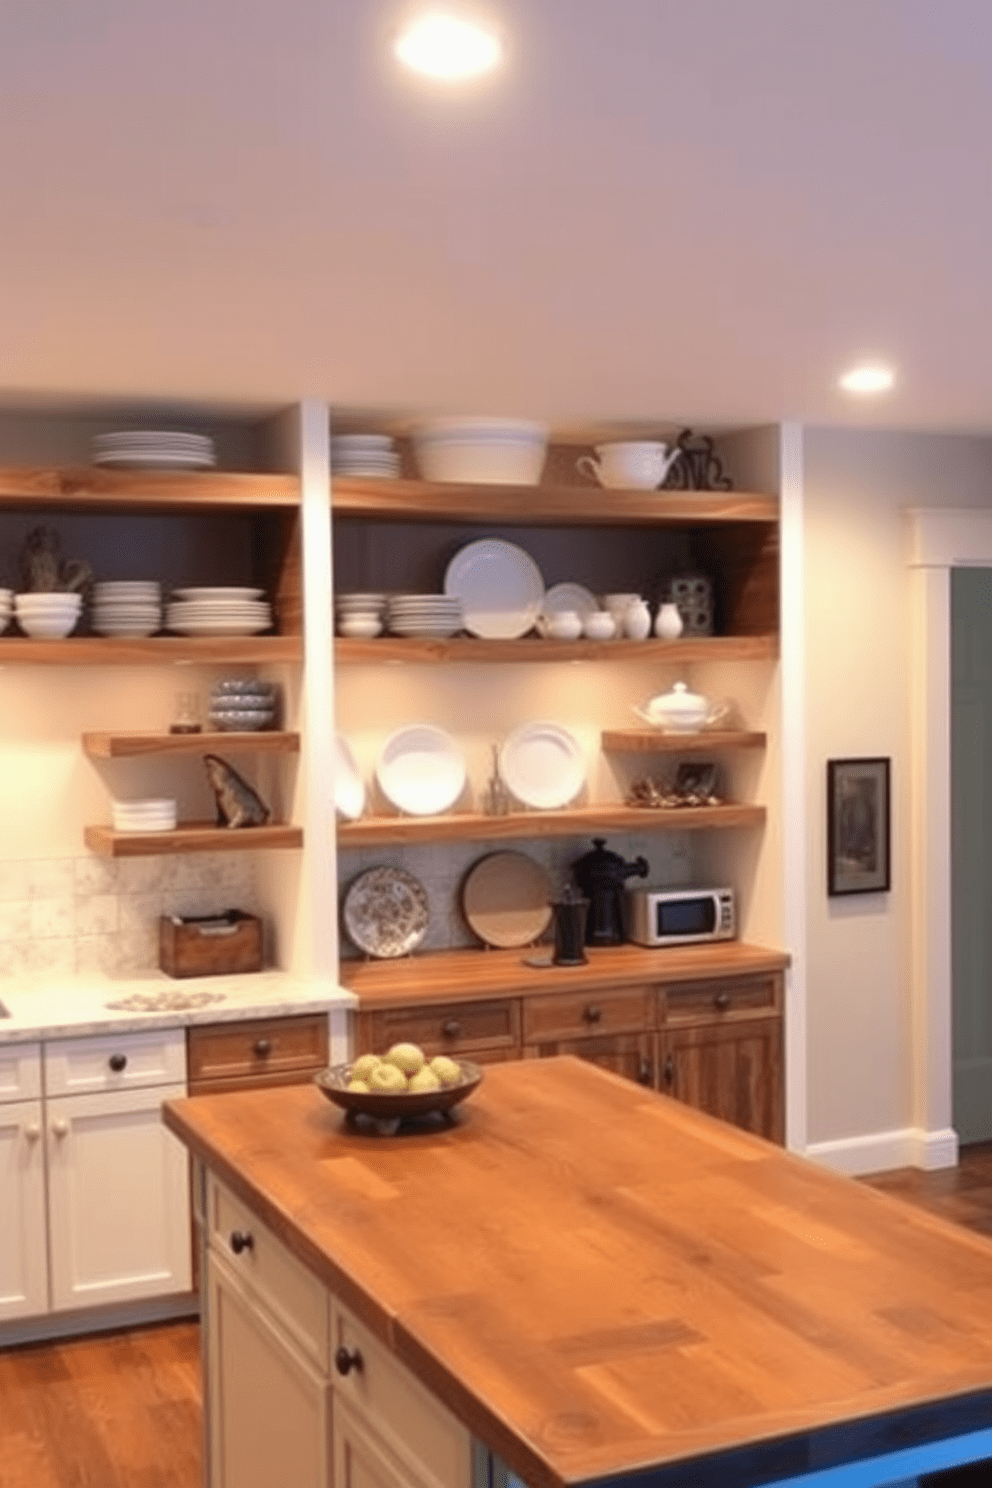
[
  {"left": 331, "top": 434, "right": 400, "bottom": 479},
  {"left": 91, "top": 431, "right": 217, "bottom": 470},
  {"left": 336, "top": 592, "right": 387, "bottom": 638},
  {"left": 14, "top": 591, "right": 83, "bottom": 638},
  {"left": 92, "top": 581, "right": 162, "bottom": 637},
  {"left": 165, "top": 587, "right": 272, "bottom": 636},
  {"left": 0, "top": 588, "right": 12, "bottom": 635},
  {"left": 112, "top": 798, "right": 178, "bottom": 833},
  {"left": 385, "top": 594, "right": 464, "bottom": 638}
]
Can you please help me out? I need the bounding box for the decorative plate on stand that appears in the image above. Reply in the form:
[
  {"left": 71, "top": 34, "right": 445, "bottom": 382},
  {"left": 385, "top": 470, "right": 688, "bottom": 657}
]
[{"left": 343, "top": 866, "right": 429, "bottom": 958}]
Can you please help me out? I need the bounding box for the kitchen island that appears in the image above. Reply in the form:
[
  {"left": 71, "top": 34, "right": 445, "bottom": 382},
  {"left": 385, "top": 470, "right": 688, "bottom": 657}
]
[{"left": 164, "top": 1058, "right": 992, "bottom": 1488}]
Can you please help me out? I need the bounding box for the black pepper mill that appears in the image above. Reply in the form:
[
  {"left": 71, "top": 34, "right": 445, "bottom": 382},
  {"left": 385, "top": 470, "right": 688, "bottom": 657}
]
[{"left": 571, "top": 838, "right": 649, "bottom": 946}]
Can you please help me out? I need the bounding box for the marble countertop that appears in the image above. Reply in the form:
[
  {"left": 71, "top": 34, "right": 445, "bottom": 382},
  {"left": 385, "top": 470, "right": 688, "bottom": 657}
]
[{"left": 0, "top": 970, "right": 356, "bottom": 1043}]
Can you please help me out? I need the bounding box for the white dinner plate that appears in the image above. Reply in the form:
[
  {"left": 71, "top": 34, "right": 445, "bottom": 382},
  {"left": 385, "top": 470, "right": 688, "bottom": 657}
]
[
  {"left": 443, "top": 538, "right": 544, "bottom": 639},
  {"left": 334, "top": 734, "right": 365, "bottom": 821},
  {"left": 91, "top": 452, "right": 216, "bottom": 469},
  {"left": 375, "top": 724, "right": 466, "bottom": 816},
  {"left": 541, "top": 582, "right": 598, "bottom": 618},
  {"left": 173, "top": 587, "right": 265, "bottom": 602},
  {"left": 499, "top": 721, "right": 585, "bottom": 810},
  {"left": 166, "top": 619, "right": 272, "bottom": 635}
]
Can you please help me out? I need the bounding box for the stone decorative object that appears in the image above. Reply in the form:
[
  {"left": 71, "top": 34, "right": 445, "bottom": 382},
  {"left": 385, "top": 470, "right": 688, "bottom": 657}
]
[
  {"left": 627, "top": 773, "right": 723, "bottom": 809},
  {"left": 19, "top": 525, "right": 94, "bottom": 597},
  {"left": 203, "top": 754, "right": 272, "bottom": 828},
  {"left": 667, "top": 572, "right": 714, "bottom": 636},
  {"left": 661, "top": 428, "right": 733, "bottom": 491}
]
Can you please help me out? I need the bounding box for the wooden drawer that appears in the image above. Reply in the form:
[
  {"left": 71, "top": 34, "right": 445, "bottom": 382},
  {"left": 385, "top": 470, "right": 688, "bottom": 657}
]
[
  {"left": 523, "top": 986, "right": 655, "bottom": 1043},
  {"left": 356, "top": 998, "right": 520, "bottom": 1058},
  {"left": 333, "top": 1300, "right": 470, "bottom": 1488},
  {"left": 44, "top": 1027, "right": 186, "bottom": 1095},
  {"left": 662, "top": 973, "right": 783, "bottom": 1026},
  {"left": 206, "top": 1173, "right": 330, "bottom": 1369},
  {"left": 0, "top": 1042, "right": 42, "bottom": 1103},
  {"left": 187, "top": 1012, "right": 329, "bottom": 1093}
]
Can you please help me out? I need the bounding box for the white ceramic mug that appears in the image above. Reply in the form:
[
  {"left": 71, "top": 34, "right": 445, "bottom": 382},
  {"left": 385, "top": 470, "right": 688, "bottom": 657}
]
[{"left": 576, "top": 441, "right": 681, "bottom": 490}]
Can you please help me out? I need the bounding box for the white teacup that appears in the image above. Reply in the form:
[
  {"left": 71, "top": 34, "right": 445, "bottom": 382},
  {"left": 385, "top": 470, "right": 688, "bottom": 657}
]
[{"left": 576, "top": 441, "right": 681, "bottom": 490}]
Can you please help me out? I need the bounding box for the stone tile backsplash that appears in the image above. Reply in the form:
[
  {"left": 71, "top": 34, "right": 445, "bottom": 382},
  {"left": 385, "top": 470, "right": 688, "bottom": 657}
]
[
  {"left": 0, "top": 854, "right": 260, "bottom": 978},
  {"left": 337, "top": 832, "right": 694, "bottom": 960}
]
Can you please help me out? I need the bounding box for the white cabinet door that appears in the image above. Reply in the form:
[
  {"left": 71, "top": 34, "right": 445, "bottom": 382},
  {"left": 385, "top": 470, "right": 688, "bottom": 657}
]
[
  {"left": 334, "top": 1396, "right": 437, "bottom": 1488},
  {"left": 206, "top": 1252, "right": 331, "bottom": 1488},
  {"left": 0, "top": 1098, "right": 48, "bottom": 1321},
  {"left": 46, "top": 1081, "right": 191, "bottom": 1311}
]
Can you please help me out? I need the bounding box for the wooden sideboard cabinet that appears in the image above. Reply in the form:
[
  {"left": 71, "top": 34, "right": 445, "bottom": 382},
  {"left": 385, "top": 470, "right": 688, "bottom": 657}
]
[{"left": 349, "top": 955, "right": 787, "bottom": 1143}]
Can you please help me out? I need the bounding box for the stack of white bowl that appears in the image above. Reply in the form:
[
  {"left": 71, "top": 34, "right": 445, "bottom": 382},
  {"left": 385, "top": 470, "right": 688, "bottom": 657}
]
[
  {"left": 166, "top": 587, "right": 272, "bottom": 636},
  {"left": 15, "top": 591, "right": 83, "bottom": 638},
  {"left": 412, "top": 418, "right": 549, "bottom": 485},
  {"left": 112, "top": 798, "right": 177, "bottom": 833},
  {"left": 331, "top": 434, "right": 401, "bottom": 479},
  {"left": 385, "top": 594, "right": 463, "bottom": 638},
  {"left": 92, "top": 581, "right": 162, "bottom": 637},
  {"left": 336, "top": 592, "right": 386, "bottom": 638},
  {"left": 0, "top": 589, "right": 12, "bottom": 635}
]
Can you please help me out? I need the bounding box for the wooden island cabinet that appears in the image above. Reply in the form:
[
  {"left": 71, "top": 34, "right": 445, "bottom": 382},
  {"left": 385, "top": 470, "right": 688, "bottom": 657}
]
[{"left": 344, "top": 941, "right": 788, "bottom": 1143}]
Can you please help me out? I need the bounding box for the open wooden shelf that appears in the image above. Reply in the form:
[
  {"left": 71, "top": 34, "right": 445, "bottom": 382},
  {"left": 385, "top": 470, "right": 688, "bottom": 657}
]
[
  {"left": 84, "top": 821, "right": 304, "bottom": 857},
  {"left": 332, "top": 477, "right": 778, "bottom": 527},
  {"left": 336, "top": 802, "right": 765, "bottom": 848},
  {"left": 83, "top": 730, "right": 301, "bottom": 758},
  {"left": 340, "top": 940, "right": 792, "bottom": 1008},
  {"left": 0, "top": 635, "right": 303, "bottom": 665},
  {"left": 601, "top": 729, "right": 767, "bottom": 753},
  {"left": 335, "top": 634, "right": 778, "bottom": 665},
  {"left": 0, "top": 465, "right": 300, "bottom": 511}
]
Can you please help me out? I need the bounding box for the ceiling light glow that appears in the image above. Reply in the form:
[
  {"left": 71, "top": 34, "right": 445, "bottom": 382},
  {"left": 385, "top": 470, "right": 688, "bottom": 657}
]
[
  {"left": 394, "top": 12, "right": 503, "bottom": 79},
  {"left": 839, "top": 364, "right": 895, "bottom": 395}
]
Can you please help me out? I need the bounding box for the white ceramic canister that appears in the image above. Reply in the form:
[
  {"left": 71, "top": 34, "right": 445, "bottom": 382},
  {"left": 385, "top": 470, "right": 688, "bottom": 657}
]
[
  {"left": 653, "top": 602, "right": 684, "bottom": 640},
  {"left": 583, "top": 610, "right": 617, "bottom": 640},
  {"left": 623, "top": 599, "right": 652, "bottom": 640}
]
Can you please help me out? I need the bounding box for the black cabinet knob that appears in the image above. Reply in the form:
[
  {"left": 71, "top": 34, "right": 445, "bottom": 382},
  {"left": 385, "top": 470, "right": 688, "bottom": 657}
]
[
  {"left": 229, "top": 1230, "right": 254, "bottom": 1255},
  {"left": 254, "top": 1038, "right": 272, "bottom": 1057},
  {"left": 108, "top": 1053, "right": 128, "bottom": 1073},
  {"left": 583, "top": 1005, "right": 602, "bottom": 1024},
  {"left": 714, "top": 991, "right": 731, "bottom": 1011},
  {"left": 662, "top": 1055, "right": 674, "bottom": 1086},
  {"left": 637, "top": 1060, "right": 653, "bottom": 1086},
  {"left": 441, "top": 1020, "right": 462, "bottom": 1039},
  {"left": 334, "top": 1345, "right": 363, "bottom": 1377}
]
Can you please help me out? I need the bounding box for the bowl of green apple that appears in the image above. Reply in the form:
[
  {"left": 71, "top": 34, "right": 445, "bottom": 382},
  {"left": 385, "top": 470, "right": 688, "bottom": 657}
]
[{"left": 315, "top": 1042, "right": 483, "bottom": 1124}]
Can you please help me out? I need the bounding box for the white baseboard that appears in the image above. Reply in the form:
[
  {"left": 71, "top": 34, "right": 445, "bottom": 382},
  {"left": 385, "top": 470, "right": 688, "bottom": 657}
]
[{"left": 803, "top": 1125, "right": 959, "bottom": 1176}]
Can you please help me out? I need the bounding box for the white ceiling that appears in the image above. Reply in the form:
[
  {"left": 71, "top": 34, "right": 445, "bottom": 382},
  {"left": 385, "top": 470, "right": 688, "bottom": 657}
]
[{"left": 2, "top": 0, "right": 992, "bottom": 434}]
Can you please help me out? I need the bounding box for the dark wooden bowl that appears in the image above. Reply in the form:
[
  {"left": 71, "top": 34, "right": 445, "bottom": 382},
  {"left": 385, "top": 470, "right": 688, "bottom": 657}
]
[{"left": 314, "top": 1059, "right": 483, "bottom": 1122}]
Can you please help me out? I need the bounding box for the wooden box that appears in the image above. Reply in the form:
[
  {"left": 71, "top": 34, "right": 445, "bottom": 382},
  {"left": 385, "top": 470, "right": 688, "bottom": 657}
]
[{"left": 159, "top": 911, "right": 263, "bottom": 979}]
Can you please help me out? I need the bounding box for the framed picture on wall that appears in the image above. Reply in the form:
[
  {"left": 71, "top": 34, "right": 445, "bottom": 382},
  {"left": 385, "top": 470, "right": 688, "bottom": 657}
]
[{"left": 827, "top": 757, "right": 891, "bottom": 896}]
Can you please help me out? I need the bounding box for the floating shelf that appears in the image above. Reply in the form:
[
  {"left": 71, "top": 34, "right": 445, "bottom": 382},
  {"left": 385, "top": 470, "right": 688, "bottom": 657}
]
[
  {"left": 83, "top": 730, "right": 301, "bottom": 758},
  {"left": 601, "top": 729, "right": 767, "bottom": 753},
  {"left": 84, "top": 822, "right": 304, "bottom": 857},
  {"left": 335, "top": 635, "right": 778, "bottom": 665},
  {"left": 0, "top": 635, "right": 303, "bottom": 665},
  {"left": 332, "top": 477, "right": 778, "bottom": 527},
  {"left": 0, "top": 465, "right": 300, "bottom": 511},
  {"left": 336, "top": 802, "right": 765, "bottom": 848}
]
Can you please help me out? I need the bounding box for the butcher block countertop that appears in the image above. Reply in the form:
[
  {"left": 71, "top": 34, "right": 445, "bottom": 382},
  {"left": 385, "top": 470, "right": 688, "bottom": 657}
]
[{"left": 164, "top": 1059, "right": 992, "bottom": 1488}]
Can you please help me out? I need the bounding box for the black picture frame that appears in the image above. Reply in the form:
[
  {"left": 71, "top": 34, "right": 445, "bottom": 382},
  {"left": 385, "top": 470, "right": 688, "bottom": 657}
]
[{"left": 827, "top": 757, "right": 891, "bottom": 896}]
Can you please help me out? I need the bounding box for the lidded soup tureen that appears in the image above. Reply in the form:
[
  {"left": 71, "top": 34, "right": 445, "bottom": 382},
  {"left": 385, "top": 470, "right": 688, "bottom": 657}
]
[{"left": 634, "top": 681, "right": 711, "bottom": 732}]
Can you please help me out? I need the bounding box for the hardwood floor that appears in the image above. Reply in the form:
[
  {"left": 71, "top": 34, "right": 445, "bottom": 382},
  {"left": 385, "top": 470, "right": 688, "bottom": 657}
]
[{"left": 1, "top": 1145, "right": 991, "bottom": 1488}]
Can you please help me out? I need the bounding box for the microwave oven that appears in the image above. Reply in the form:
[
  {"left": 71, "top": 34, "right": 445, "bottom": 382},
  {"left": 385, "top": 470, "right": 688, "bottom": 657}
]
[{"left": 625, "top": 886, "right": 735, "bottom": 947}]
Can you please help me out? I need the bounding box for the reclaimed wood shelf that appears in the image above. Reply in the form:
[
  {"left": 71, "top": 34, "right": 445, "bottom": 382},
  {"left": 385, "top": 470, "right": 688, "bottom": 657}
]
[
  {"left": 336, "top": 802, "right": 765, "bottom": 848},
  {"left": 335, "top": 634, "right": 777, "bottom": 665},
  {"left": 0, "top": 465, "right": 300, "bottom": 511},
  {"left": 601, "top": 729, "right": 767, "bottom": 752},
  {"left": 340, "top": 939, "right": 791, "bottom": 1007},
  {"left": 0, "top": 635, "right": 303, "bottom": 665},
  {"left": 332, "top": 476, "right": 778, "bottom": 526},
  {"left": 83, "top": 730, "right": 301, "bottom": 758},
  {"left": 84, "top": 821, "right": 304, "bottom": 857}
]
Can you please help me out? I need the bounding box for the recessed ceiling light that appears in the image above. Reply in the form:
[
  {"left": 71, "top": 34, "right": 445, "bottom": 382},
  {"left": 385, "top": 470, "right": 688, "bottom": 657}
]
[
  {"left": 394, "top": 12, "right": 503, "bottom": 79},
  {"left": 838, "top": 364, "right": 895, "bottom": 395}
]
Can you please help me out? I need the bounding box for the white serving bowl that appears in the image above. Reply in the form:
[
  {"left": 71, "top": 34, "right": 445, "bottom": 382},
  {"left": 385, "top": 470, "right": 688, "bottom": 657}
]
[
  {"left": 412, "top": 419, "right": 548, "bottom": 485},
  {"left": 15, "top": 592, "right": 83, "bottom": 610},
  {"left": 16, "top": 611, "right": 80, "bottom": 638},
  {"left": 338, "top": 614, "right": 383, "bottom": 638}
]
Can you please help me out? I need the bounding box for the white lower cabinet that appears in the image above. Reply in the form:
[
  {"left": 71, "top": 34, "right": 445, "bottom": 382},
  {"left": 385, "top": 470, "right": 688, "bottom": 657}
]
[
  {"left": 203, "top": 1173, "right": 472, "bottom": 1488},
  {"left": 0, "top": 1028, "right": 192, "bottom": 1327}
]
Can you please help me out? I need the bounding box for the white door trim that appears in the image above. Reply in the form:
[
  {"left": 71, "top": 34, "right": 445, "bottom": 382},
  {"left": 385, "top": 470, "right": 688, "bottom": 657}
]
[{"left": 903, "top": 507, "right": 992, "bottom": 1166}]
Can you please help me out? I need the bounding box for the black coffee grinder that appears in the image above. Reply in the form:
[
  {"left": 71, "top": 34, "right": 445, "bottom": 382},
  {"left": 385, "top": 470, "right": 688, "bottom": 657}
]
[{"left": 571, "top": 838, "right": 649, "bottom": 946}]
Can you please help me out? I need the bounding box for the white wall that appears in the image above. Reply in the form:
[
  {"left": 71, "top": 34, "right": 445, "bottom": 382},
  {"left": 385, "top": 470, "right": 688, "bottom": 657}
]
[{"left": 801, "top": 427, "right": 992, "bottom": 1164}]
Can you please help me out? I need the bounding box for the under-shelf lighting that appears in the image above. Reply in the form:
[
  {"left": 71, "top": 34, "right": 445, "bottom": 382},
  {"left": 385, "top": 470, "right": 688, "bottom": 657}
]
[
  {"left": 838, "top": 364, "right": 895, "bottom": 395},
  {"left": 393, "top": 11, "right": 503, "bottom": 79}
]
